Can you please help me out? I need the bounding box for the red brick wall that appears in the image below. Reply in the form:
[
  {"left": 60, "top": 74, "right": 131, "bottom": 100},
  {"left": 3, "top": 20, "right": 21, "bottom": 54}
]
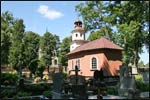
[{"left": 68, "top": 49, "right": 122, "bottom": 77}]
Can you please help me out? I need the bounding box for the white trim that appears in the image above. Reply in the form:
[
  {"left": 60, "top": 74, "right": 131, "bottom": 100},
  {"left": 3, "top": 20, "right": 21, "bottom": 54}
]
[{"left": 90, "top": 56, "right": 98, "bottom": 70}]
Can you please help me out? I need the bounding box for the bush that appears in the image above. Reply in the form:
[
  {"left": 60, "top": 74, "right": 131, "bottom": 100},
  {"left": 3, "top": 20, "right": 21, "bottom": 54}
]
[
  {"left": 16, "top": 91, "right": 31, "bottom": 97},
  {"left": 136, "top": 81, "right": 149, "bottom": 92},
  {"left": 135, "top": 74, "right": 143, "bottom": 81},
  {"left": 1, "top": 89, "right": 16, "bottom": 98},
  {"left": 107, "top": 87, "right": 118, "bottom": 95},
  {"left": 43, "top": 90, "right": 52, "bottom": 98},
  {"left": 1, "top": 73, "right": 18, "bottom": 85},
  {"left": 23, "top": 83, "right": 52, "bottom": 95}
]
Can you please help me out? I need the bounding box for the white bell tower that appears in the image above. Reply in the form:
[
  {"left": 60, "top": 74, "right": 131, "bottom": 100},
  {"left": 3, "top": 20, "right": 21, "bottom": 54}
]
[{"left": 70, "top": 19, "right": 87, "bottom": 51}]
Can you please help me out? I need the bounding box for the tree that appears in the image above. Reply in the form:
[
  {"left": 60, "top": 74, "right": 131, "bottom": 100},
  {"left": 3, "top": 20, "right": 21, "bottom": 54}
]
[
  {"left": 145, "top": 62, "right": 149, "bottom": 68},
  {"left": 36, "top": 60, "right": 46, "bottom": 78},
  {"left": 53, "top": 34, "right": 60, "bottom": 57},
  {"left": 8, "top": 19, "right": 25, "bottom": 77},
  {"left": 24, "top": 31, "right": 40, "bottom": 68},
  {"left": 1, "top": 11, "right": 14, "bottom": 65},
  {"left": 40, "top": 31, "right": 59, "bottom": 73},
  {"left": 28, "top": 59, "right": 39, "bottom": 77},
  {"left": 88, "top": 26, "right": 117, "bottom": 42},
  {"left": 75, "top": 1, "right": 149, "bottom": 67},
  {"left": 138, "top": 61, "right": 145, "bottom": 68},
  {"left": 58, "top": 36, "right": 71, "bottom": 66}
]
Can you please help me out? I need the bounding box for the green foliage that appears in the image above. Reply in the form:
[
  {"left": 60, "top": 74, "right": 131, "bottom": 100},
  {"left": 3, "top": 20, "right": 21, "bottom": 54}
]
[
  {"left": 42, "top": 90, "right": 52, "bottom": 98},
  {"left": 75, "top": 1, "right": 149, "bottom": 66},
  {"left": 145, "top": 62, "right": 149, "bottom": 68},
  {"left": 135, "top": 74, "right": 143, "bottom": 81},
  {"left": 88, "top": 26, "right": 117, "bottom": 42},
  {"left": 23, "top": 83, "right": 52, "bottom": 95},
  {"left": 1, "top": 11, "right": 14, "bottom": 64},
  {"left": 58, "top": 36, "right": 71, "bottom": 66},
  {"left": 1, "top": 73, "right": 18, "bottom": 85},
  {"left": 136, "top": 81, "right": 150, "bottom": 92},
  {"left": 16, "top": 91, "right": 31, "bottom": 97},
  {"left": 40, "top": 31, "right": 60, "bottom": 72},
  {"left": 8, "top": 18, "right": 26, "bottom": 76},
  {"left": 36, "top": 60, "right": 46, "bottom": 77},
  {"left": 24, "top": 31, "right": 40, "bottom": 67},
  {"left": 107, "top": 87, "right": 118, "bottom": 95},
  {"left": 138, "top": 61, "right": 145, "bottom": 68},
  {"left": 28, "top": 59, "right": 39, "bottom": 75},
  {"left": 1, "top": 89, "right": 16, "bottom": 98}
]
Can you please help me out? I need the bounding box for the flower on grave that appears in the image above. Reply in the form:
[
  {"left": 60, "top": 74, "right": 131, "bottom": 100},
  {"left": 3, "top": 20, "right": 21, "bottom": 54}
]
[
  {"left": 42, "top": 74, "right": 49, "bottom": 81},
  {"left": 34, "top": 77, "right": 41, "bottom": 83}
]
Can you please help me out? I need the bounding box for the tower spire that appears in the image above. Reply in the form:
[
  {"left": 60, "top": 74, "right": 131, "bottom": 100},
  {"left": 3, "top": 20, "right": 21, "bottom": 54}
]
[{"left": 46, "top": 27, "right": 48, "bottom": 32}]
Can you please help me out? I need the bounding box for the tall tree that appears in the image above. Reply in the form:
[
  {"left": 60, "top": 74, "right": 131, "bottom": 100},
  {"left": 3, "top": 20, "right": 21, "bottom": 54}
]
[
  {"left": 24, "top": 31, "right": 40, "bottom": 65},
  {"left": 138, "top": 61, "right": 145, "bottom": 68},
  {"left": 88, "top": 26, "right": 117, "bottom": 42},
  {"left": 58, "top": 36, "right": 71, "bottom": 66},
  {"left": 52, "top": 34, "right": 60, "bottom": 57},
  {"left": 8, "top": 19, "right": 25, "bottom": 77},
  {"left": 24, "top": 31, "right": 40, "bottom": 76},
  {"left": 1, "top": 11, "right": 14, "bottom": 65},
  {"left": 40, "top": 31, "right": 57, "bottom": 73},
  {"left": 75, "top": 1, "right": 149, "bottom": 67}
]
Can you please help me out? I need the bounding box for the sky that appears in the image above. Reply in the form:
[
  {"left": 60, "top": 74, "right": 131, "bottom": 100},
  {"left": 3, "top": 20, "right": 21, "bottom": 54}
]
[{"left": 1, "top": 1, "right": 149, "bottom": 65}]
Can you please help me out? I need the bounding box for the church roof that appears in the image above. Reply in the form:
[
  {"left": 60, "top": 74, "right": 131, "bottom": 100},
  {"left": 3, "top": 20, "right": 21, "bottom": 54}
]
[{"left": 68, "top": 37, "right": 123, "bottom": 55}]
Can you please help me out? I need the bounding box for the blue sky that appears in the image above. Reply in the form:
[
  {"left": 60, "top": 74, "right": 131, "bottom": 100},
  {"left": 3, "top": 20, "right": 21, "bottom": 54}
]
[{"left": 1, "top": 1, "right": 149, "bottom": 65}]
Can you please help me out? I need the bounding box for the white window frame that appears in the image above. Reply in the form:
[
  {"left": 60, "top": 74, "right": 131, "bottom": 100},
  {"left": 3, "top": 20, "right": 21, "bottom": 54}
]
[{"left": 90, "top": 56, "right": 98, "bottom": 70}]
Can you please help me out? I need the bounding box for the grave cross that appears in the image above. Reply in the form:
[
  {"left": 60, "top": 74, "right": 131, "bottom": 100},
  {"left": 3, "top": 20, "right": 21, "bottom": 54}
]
[{"left": 75, "top": 65, "right": 79, "bottom": 85}]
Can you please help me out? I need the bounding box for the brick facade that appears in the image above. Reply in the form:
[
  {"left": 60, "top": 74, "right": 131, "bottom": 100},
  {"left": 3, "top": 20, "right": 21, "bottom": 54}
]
[{"left": 68, "top": 49, "right": 122, "bottom": 77}]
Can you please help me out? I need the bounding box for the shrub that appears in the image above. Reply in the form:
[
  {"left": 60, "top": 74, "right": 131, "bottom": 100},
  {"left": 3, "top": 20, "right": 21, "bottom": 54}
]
[
  {"left": 1, "top": 73, "right": 18, "bottom": 85},
  {"left": 1, "top": 89, "right": 16, "bottom": 98},
  {"left": 136, "top": 81, "right": 149, "bottom": 92},
  {"left": 135, "top": 74, "right": 143, "bottom": 81},
  {"left": 43, "top": 90, "right": 52, "bottom": 98},
  {"left": 23, "top": 83, "right": 52, "bottom": 95},
  {"left": 16, "top": 91, "right": 31, "bottom": 97},
  {"left": 107, "top": 87, "right": 118, "bottom": 95}
]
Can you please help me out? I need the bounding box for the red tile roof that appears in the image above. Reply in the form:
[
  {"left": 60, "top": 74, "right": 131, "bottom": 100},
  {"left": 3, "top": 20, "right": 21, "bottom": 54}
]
[{"left": 68, "top": 37, "right": 123, "bottom": 55}]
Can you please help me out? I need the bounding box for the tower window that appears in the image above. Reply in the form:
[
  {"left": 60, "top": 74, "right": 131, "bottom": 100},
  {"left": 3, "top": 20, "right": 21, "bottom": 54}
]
[
  {"left": 76, "top": 34, "right": 78, "bottom": 37},
  {"left": 80, "top": 34, "right": 82, "bottom": 37}
]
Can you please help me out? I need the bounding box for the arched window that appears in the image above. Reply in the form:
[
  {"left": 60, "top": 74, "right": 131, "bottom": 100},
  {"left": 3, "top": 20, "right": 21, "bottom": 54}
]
[
  {"left": 80, "top": 34, "right": 82, "bottom": 37},
  {"left": 76, "top": 34, "right": 78, "bottom": 37},
  {"left": 91, "top": 57, "right": 97, "bottom": 69}
]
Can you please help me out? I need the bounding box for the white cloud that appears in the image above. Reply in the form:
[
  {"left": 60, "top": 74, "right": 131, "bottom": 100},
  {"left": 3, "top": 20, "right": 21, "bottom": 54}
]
[{"left": 38, "top": 5, "right": 64, "bottom": 20}]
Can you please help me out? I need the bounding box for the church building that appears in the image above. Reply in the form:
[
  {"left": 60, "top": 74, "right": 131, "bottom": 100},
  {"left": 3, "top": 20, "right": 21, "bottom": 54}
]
[{"left": 67, "top": 19, "right": 123, "bottom": 77}]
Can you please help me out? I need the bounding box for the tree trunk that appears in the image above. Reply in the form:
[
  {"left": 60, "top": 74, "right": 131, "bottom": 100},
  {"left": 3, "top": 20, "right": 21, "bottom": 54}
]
[{"left": 133, "top": 49, "right": 139, "bottom": 68}]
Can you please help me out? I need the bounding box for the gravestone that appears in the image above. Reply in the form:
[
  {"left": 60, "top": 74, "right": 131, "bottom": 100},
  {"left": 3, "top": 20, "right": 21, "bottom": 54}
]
[
  {"left": 142, "top": 71, "right": 149, "bottom": 83},
  {"left": 118, "top": 66, "right": 139, "bottom": 98},
  {"left": 69, "top": 65, "right": 88, "bottom": 99},
  {"left": 18, "top": 78, "right": 24, "bottom": 90},
  {"left": 52, "top": 72, "right": 64, "bottom": 99},
  {"left": 93, "top": 69, "right": 106, "bottom": 99}
]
